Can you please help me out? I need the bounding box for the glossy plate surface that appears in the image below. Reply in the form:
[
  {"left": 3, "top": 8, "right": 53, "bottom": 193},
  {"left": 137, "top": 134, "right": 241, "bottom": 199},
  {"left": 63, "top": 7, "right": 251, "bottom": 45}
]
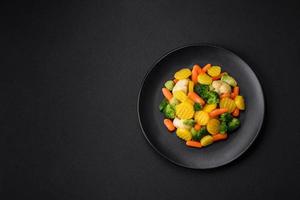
[{"left": 138, "top": 44, "right": 265, "bottom": 169}]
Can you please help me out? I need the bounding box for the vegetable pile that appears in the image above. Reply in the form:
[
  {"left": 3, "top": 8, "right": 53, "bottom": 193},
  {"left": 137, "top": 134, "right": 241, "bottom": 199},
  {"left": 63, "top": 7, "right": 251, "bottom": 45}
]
[{"left": 159, "top": 64, "right": 246, "bottom": 148}]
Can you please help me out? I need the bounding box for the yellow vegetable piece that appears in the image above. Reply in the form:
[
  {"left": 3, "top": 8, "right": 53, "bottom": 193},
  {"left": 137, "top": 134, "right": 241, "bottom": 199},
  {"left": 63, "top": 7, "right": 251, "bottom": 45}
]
[
  {"left": 194, "top": 111, "right": 210, "bottom": 125},
  {"left": 188, "top": 81, "right": 194, "bottom": 93},
  {"left": 174, "top": 68, "right": 192, "bottom": 80},
  {"left": 197, "top": 73, "right": 212, "bottom": 85},
  {"left": 203, "top": 104, "right": 217, "bottom": 113},
  {"left": 176, "top": 128, "right": 192, "bottom": 141},
  {"left": 184, "top": 98, "right": 194, "bottom": 105},
  {"left": 207, "top": 119, "right": 220, "bottom": 135},
  {"left": 173, "top": 91, "right": 187, "bottom": 102},
  {"left": 200, "top": 135, "right": 214, "bottom": 146},
  {"left": 207, "top": 66, "right": 221, "bottom": 77},
  {"left": 175, "top": 102, "right": 194, "bottom": 119},
  {"left": 234, "top": 95, "right": 245, "bottom": 110},
  {"left": 220, "top": 97, "right": 236, "bottom": 113}
]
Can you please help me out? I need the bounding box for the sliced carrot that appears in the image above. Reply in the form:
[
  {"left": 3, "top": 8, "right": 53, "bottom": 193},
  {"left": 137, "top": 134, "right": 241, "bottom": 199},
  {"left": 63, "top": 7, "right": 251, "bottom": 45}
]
[
  {"left": 209, "top": 108, "right": 228, "bottom": 118},
  {"left": 192, "top": 64, "right": 201, "bottom": 83},
  {"left": 173, "top": 79, "right": 178, "bottom": 83},
  {"left": 220, "top": 92, "right": 230, "bottom": 99},
  {"left": 186, "top": 140, "right": 202, "bottom": 148},
  {"left": 213, "top": 133, "right": 228, "bottom": 142},
  {"left": 201, "top": 64, "right": 211, "bottom": 73},
  {"left": 232, "top": 108, "right": 240, "bottom": 117},
  {"left": 162, "top": 88, "right": 173, "bottom": 101},
  {"left": 231, "top": 86, "right": 239, "bottom": 99},
  {"left": 194, "top": 123, "right": 201, "bottom": 131},
  {"left": 212, "top": 72, "right": 226, "bottom": 80},
  {"left": 188, "top": 92, "right": 205, "bottom": 106},
  {"left": 164, "top": 119, "right": 176, "bottom": 132}
]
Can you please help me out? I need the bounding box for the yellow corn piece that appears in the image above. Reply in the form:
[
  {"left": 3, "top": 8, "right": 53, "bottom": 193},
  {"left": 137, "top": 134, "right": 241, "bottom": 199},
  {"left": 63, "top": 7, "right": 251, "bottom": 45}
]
[
  {"left": 173, "top": 91, "right": 187, "bottom": 102},
  {"left": 174, "top": 68, "right": 192, "bottom": 80},
  {"left": 194, "top": 111, "right": 210, "bottom": 125},
  {"left": 197, "top": 73, "right": 212, "bottom": 85},
  {"left": 203, "top": 104, "right": 217, "bottom": 113},
  {"left": 200, "top": 135, "right": 214, "bottom": 146},
  {"left": 207, "top": 119, "right": 220, "bottom": 135},
  {"left": 207, "top": 66, "right": 221, "bottom": 77},
  {"left": 176, "top": 128, "right": 192, "bottom": 141},
  {"left": 188, "top": 81, "right": 194, "bottom": 93},
  {"left": 234, "top": 95, "right": 245, "bottom": 110},
  {"left": 220, "top": 97, "right": 236, "bottom": 113},
  {"left": 175, "top": 102, "right": 194, "bottom": 119}
]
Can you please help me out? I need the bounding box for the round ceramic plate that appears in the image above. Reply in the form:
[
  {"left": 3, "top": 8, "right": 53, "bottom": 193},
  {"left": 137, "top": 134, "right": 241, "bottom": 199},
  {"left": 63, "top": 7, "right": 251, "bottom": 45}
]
[{"left": 137, "top": 44, "right": 265, "bottom": 169}]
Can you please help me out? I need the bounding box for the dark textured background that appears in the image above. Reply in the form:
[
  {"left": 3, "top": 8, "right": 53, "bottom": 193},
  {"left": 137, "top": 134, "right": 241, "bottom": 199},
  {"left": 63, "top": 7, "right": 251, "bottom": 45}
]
[{"left": 1, "top": 0, "right": 300, "bottom": 199}]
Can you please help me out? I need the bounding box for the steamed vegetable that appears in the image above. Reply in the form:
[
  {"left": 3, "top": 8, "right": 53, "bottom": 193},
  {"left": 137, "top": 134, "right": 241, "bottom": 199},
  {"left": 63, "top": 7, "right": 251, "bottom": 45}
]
[
  {"left": 200, "top": 135, "right": 214, "bottom": 146},
  {"left": 228, "top": 118, "right": 240, "bottom": 132},
  {"left": 207, "top": 119, "right": 220, "bottom": 135},
  {"left": 183, "top": 119, "right": 196, "bottom": 126},
  {"left": 172, "top": 79, "right": 189, "bottom": 94},
  {"left": 234, "top": 95, "right": 245, "bottom": 110},
  {"left": 173, "top": 90, "right": 188, "bottom": 102},
  {"left": 194, "top": 111, "right": 210, "bottom": 125},
  {"left": 176, "top": 128, "right": 192, "bottom": 141},
  {"left": 188, "top": 81, "right": 194, "bottom": 93},
  {"left": 194, "top": 103, "right": 202, "bottom": 111},
  {"left": 220, "top": 97, "right": 236, "bottom": 113},
  {"left": 206, "top": 91, "right": 219, "bottom": 104},
  {"left": 159, "top": 99, "right": 168, "bottom": 112},
  {"left": 209, "top": 108, "right": 228, "bottom": 118},
  {"left": 173, "top": 118, "right": 192, "bottom": 129},
  {"left": 186, "top": 140, "right": 202, "bottom": 148},
  {"left": 198, "top": 73, "right": 212, "bottom": 85},
  {"left": 174, "top": 68, "right": 192, "bottom": 80},
  {"left": 219, "top": 122, "right": 228, "bottom": 133},
  {"left": 163, "top": 104, "right": 176, "bottom": 119},
  {"left": 201, "top": 64, "right": 211, "bottom": 73},
  {"left": 213, "top": 133, "right": 228, "bottom": 141},
  {"left": 164, "top": 80, "right": 175, "bottom": 91},
  {"left": 203, "top": 104, "right": 217, "bottom": 113},
  {"left": 219, "top": 112, "right": 233, "bottom": 123},
  {"left": 164, "top": 119, "right": 176, "bottom": 131},
  {"left": 175, "top": 102, "right": 194, "bottom": 119},
  {"left": 188, "top": 92, "right": 205, "bottom": 105},
  {"left": 221, "top": 74, "right": 237, "bottom": 87},
  {"left": 207, "top": 66, "right": 221, "bottom": 77},
  {"left": 162, "top": 88, "right": 173, "bottom": 101},
  {"left": 211, "top": 80, "right": 231, "bottom": 94}
]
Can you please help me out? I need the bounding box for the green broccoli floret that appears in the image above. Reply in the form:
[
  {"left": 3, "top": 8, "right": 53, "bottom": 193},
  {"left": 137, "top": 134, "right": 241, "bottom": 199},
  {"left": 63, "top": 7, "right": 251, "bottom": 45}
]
[
  {"left": 220, "top": 122, "right": 228, "bottom": 134},
  {"left": 194, "top": 83, "right": 219, "bottom": 104},
  {"left": 219, "top": 112, "right": 233, "bottom": 123},
  {"left": 183, "top": 119, "right": 196, "bottom": 126},
  {"left": 190, "top": 127, "right": 208, "bottom": 141},
  {"left": 194, "top": 103, "right": 202, "bottom": 111},
  {"left": 228, "top": 118, "right": 240, "bottom": 132},
  {"left": 164, "top": 80, "right": 175, "bottom": 91},
  {"left": 163, "top": 104, "right": 175, "bottom": 119},
  {"left": 159, "top": 99, "right": 168, "bottom": 112},
  {"left": 206, "top": 91, "right": 219, "bottom": 104},
  {"left": 199, "top": 127, "right": 208, "bottom": 138},
  {"left": 194, "top": 84, "right": 209, "bottom": 99}
]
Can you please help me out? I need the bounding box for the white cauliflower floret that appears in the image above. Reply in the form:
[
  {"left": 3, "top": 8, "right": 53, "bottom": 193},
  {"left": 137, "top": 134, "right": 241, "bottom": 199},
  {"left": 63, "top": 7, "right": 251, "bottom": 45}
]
[
  {"left": 173, "top": 118, "right": 192, "bottom": 130},
  {"left": 172, "top": 79, "right": 188, "bottom": 94},
  {"left": 211, "top": 80, "right": 231, "bottom": 94}
]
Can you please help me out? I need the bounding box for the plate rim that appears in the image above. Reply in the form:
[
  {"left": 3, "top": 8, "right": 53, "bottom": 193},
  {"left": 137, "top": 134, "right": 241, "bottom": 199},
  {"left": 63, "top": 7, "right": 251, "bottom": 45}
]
[{"left": 137, "top": 43, "right": 265, "bottom": 169}]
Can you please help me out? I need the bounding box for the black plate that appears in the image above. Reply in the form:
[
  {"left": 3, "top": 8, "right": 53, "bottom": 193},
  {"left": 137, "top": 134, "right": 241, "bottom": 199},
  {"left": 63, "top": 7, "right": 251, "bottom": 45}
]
[{"left": 137, "top": 44, "right": 265, "bottom": 169}]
